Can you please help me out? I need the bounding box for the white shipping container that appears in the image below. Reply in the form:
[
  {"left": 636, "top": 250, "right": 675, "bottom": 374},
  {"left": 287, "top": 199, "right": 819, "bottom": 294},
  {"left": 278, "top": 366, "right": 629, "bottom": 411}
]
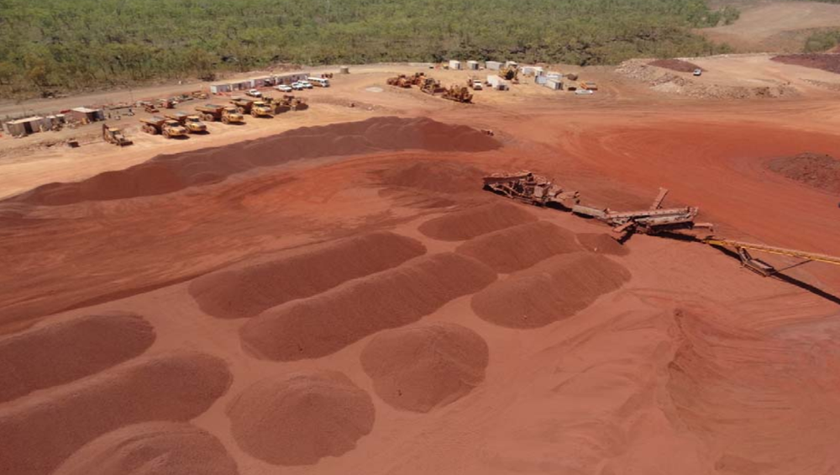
[
  {"left": 486, "top": 61, "right": 502, "bottom": 70},
  {"left": 449, "top": 60, "right": 461, "bottom": 70},
  {"left": 487, "top": 75, "right": 509, "bottom": 90},
  {"left": 467, "top": 60, "right": 479, "bottom": 70},
  {"left": 544, "top": 79, "right": 562, "bottom": 90},
  {"left": 535, "top": 75, "right": 548, "bottom": 85}
]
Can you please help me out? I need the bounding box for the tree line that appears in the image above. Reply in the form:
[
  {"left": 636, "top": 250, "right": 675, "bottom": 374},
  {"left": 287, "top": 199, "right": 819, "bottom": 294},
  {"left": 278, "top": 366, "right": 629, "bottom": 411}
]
[{"left": 0, "top": 0, "right": 737, "bottom": 99}]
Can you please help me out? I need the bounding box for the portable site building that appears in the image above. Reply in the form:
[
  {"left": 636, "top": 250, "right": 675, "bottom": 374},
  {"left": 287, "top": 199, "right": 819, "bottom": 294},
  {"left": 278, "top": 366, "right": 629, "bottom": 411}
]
[
  {"left": 68, "top": 107, "right": 104, "bottom": 124},
  {"left": 535, "top": 75, "right": 548, "bottom": 85},
  {"left": 448, "top": 60, "right": 461, "bottom": 70},
  {"left": 546, "top": 71, "right": 562, "bottom": 81},
  {"left": 210, "top": 83, "right": 232, "bottom": 94},
  {"left": 487, "top": 75, "right": 509, "bottom": 90},
  {"left": 544, "top": 79, "right": 563, "bottom": 90},
  {"left": 4, "top": 116, "right": 45, "bottom": 137},
  {"left": 274, "top": 72, "right": 309, "bottom": 84},
  {"left": 467, "top": 60, "right": 480, "bottom": 70},
  {"left": 485, "top": 61, "right": 502, "bottom": 71},
  {"left": 210, "top": 72, "right": 310, "bottom": 94},
  {"left": 521, "top": 66, "right": 544, "bottom": 76}
]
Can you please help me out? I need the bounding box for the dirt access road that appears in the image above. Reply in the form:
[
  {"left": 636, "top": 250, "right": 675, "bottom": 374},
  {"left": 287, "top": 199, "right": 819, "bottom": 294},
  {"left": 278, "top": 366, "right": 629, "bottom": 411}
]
[
  {"left": 701, "top": 1, "right": 840, "bottom": 52},
  {"left": 2, "top": 60, "right": 840, "bottom": 475}
]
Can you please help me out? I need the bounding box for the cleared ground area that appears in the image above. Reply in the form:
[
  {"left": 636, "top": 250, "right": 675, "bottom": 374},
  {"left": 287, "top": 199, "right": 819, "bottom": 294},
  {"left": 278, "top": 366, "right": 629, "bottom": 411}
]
[
  {"left": 1, "top": 61, "right": 840, "bottom": 475},
  {"left": 702, "top": 1, "right": 840, "bottom": 52}
]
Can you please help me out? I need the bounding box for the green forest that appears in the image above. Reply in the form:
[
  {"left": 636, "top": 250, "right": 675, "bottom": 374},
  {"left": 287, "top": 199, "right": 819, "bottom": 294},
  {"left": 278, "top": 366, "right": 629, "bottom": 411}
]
[{"left": 0, "top": 0, "right": 737, "bottom": 99}]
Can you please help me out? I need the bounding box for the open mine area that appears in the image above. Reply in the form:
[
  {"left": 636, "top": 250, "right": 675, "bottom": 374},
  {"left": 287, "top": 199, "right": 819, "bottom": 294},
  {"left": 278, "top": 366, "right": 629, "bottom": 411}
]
[{"left": 2, "top": 53, "right": 840, "bottom": 475}]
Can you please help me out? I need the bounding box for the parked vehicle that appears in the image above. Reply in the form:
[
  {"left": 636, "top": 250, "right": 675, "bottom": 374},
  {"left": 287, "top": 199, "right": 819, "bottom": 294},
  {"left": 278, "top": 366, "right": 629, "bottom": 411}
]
[
  {"left": 693, "top": 68, "right": 702, "bottom": 77},
  {"left": 246, "top": 89, "right": 262, "bottom": 97},
  {"left": 291, "top": 82, "right": 305, "bottom": 91},
  {"left": 299, "top": 81, "right": 314, "bottom": 89},
  {"left": 195, "top": 104, "right": 244, "bottom": 124},
  {"left": 139, "top": 116, "right": 188, "bottom": 138},
  {"left": 276, "top": 84, "right": 293, "bottom": 92},
  {"left": 306, "top": 77, "right": 330, "bottom": 87}
]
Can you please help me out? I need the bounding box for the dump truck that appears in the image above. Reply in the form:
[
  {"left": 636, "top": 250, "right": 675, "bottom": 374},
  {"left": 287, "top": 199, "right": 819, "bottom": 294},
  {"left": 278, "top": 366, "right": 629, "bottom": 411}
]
[
  {"left": 194, "top": 104, "right": 244, "bottom": 124},
  {"left": 166, "top": 112, "right": 208, "bottom": 133},
  {"left": 231, "top": 97, "right": 272, "bottom": 117},
  {"left": 102, "top": 124, "right": 132, "bottom": 146},
  {"left": 139, "top": 116, "right": 188, "bottom": 138}
]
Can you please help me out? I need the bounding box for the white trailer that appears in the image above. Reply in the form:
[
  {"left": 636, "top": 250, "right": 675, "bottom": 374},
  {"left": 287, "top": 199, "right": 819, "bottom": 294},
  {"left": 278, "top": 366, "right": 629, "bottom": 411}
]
[
  {"left": 487, "top": 75, "right": 509, "bottom": 90},
  {"left": 448, "top": 60, "right": 462, "bottom": 70}
]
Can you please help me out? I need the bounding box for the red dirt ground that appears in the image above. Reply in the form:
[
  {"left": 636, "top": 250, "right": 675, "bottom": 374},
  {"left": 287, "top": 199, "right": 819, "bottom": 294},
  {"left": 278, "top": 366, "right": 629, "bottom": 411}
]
[
  {"left": 772, "top": 53, "right": 840, "bottom": 74},
  {"left": 649, "top": 58, "right": 703, "bottom": 73},
  {"left": 53, "top": 422, "right": 239, "bottom": 475},
  {"left": 2, "top": 93, "right": 840, "bottom": 475},
  {"left": 767, "top": 152, "right": 840, "bottom": 193},
  {"left": 360, "top": 322, "right": 489, "bottom": 413},
  {"left": 227, "top": 370, "right": 374, "bottom": 466}
]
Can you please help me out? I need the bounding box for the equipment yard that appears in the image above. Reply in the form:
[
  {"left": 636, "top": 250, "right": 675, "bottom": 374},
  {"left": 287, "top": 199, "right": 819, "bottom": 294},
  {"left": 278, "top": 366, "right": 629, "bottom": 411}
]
[{"left": 2, "top": 58, "right": 840, "bottom": 475}]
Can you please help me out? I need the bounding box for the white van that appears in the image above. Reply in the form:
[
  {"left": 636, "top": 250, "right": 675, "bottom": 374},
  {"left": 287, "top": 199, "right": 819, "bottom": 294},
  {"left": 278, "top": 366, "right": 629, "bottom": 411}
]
[{"left": 307, "top": 77, "right": 330, "bottom": 87}]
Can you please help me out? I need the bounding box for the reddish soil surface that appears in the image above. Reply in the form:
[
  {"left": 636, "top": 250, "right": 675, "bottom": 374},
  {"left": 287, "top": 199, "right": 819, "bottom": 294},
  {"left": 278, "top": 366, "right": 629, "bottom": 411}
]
[
  {"left": 360, "top": 322, "right": 489, "bottom": 413},
  {"left": 0, "top": 313, "right": 154, "bottom": 403},
  {"left": 227, "top": 370, "right": 374, "bottom": 466},
  {"left": 53, "top": 422, "right": 239, "bottom": 475},
  {"left": 767, "top": 152, "right": 840, "bottom": 193},
  {"left": 240, "top": 252, "right": 497, "bottom": 361},
  {"left": 0, "top": 351, "right": 230, "bottom": 475},
  {"left": 455, "top": 221, "right": 582, "bottom": 273},
  {"left": 8, "top": 117, "right": 500, "bottom": 207},
  {"left": 189, "top": 231, "right": 426, "bottom": 320},
  {"left": 772, "top": 53, "right": 840, "bottom": 74},
  {"left": 576, "top": 232, "right": 630, "bottom": 256},
  {"left": 3, "top": 89, "right": 840, "bottom": 475},
  {"left": 418, "top": 202, "right": 537, "bottom": 241},
  {"left": 471, "top": 253, "right": 631, "bottom": 328},
  {"left": 649, "top": 58, "right": 703, "bottom": 73}
]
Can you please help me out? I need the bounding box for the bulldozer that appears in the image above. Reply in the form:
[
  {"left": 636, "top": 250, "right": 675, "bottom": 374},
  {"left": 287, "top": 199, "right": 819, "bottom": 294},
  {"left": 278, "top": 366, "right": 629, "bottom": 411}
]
[
  {"left": 420, "top": 77, "right": 445, "bottom": 95},
  {"left": 165, "top": 112, "right": 208, "bottom": 134},
  {"left": 102, "top": 124, "right": 132, "bottom": 147},
  {"left": 282, "top": 94, "right": 308, "bottom": 111},
  {"left": 386, "top": 74, "right": 412, "bottom": 88},
  {"left": 409, "top": 72, "right": 427, "bottom": 86},
  {"left": 442, "top": 85, "right": 473, "bottom": 103},
  {"left": 195, "top": 104, "right": 244, "bottom": 124},
  {"left": 139, "top": 116, "right": 188, "bottom": 138}
]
